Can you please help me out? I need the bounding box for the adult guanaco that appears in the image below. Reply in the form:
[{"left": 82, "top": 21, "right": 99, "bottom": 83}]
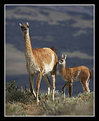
[{"left": 19, "top": 22, "right": 58, "bottom": 104}]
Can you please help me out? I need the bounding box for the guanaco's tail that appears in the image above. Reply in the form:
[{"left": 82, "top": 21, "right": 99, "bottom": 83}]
[
  {"left": 50, "top": 46, "right": 57, "bottom": 54},
  {"left": 89, "top": 69, "right": 93, "bottom": 80},
  {"left": 50, "top": 46, "right": 58, "bottom": 75}
]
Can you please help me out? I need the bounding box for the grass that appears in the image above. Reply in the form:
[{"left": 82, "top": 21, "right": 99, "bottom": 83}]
[{"left": 5, "top": 81, "right": 95, "bottom": 116}]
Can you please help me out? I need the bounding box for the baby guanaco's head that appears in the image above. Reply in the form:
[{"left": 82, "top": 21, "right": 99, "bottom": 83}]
[{"left": 58, "top": 54, "right": 67, "bottom": 65}]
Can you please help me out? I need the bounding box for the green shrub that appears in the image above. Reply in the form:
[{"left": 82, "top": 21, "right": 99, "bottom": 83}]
[
  {"left": 5, "top": 81, "right": 94, "bottom": 116},
  {"left": 6, "top": 81, "right": 34, "bottom": 104},
  {"left": 39, "top": 91, "right": 94, "bottom": 115}
]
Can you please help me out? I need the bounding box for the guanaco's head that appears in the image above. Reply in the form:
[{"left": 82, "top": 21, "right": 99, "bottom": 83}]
[
  {"left": 19, "top": 22, "right": 29, "bottom": 36},
  {"left": 58, "top": 54, "right": 67, "bottom": 65}
]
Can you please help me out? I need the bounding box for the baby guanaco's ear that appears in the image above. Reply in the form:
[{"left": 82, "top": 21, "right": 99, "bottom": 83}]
[
  {"left": 61, "top": 54, "right": 67, "bottom": 60},
  {"left": 64, "top": 54, "right": 67, "bottom": 60},
  {"left": 61, "top": 54, "right": 64, "bottom": 58}
]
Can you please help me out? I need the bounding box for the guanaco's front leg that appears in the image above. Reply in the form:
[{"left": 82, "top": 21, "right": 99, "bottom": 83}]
[
  {"left": 29, "top": 74, "right": 36, "bottom": 98},
  {"left": 62, "top": 82, "right": 69, "bottom": 99},
  {"left": 31, "top": 74, "right": 36, "bottom": 98}
]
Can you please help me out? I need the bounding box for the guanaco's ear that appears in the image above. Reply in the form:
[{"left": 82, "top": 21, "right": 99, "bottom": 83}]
[
  {"left": 26, "top": 22, "right": 29, "bottom": 26},
  {"left": 19, "top": 23, "right": 22, "bottom": 26},
  {"left": 61, "top": 54, "right": 64, "bottom": 58},
  {"left": 64, "top": 54, "right": 67, "bottom": 60}
]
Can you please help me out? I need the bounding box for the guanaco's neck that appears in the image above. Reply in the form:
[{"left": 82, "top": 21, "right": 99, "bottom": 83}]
[
  {"left": 60, "top": 64, "right": 66, "bottom": 76},
  {"left": 24, "top": 32, "right": 33, "bottom": 58}
]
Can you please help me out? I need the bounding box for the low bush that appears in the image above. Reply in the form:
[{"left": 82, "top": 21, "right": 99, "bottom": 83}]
[{"left": 5, "top": 81, "right": 94, "bottom": 116}]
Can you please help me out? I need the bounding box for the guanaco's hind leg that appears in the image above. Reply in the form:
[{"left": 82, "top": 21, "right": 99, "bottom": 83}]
[
  {"left": 85, "top": 71, "right": 91, "bottom": 92},
  {"left": 69, "top": 82, "right": 73, "bottom": 97},
  {"left": 81, "top": 71, "right": 90, "bottom": 93},
  {"left": 86, "top": 79, "right": 90, "bottom": 92},
  {"left": 43, "top": 75, "right": 51, "bottom": 95},
  {"left": 51, "top": 74, "right": 55, "bottom": 101},
  {"left": 36, "top": 71, "right": 42, "bottom": 104},
  {"left": 51, "top": 62, "right": 58, "bottom": 101},
  {"left": 81, "top": 79, "right": 90, "bottom": 93}
]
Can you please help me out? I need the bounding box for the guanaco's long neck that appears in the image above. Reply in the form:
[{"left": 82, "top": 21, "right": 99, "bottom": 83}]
[
  {"left": 24, "top": 33, "right": 33, "bottom": 58},
  {"left": 60, "top": 64, "right": 67, "bottom": 76}
]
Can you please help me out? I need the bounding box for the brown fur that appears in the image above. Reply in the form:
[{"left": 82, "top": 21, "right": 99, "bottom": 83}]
[
  {"left": 60, "top": 65, "right": 92, "bottom": 82},
  {"left": 32, "top": 48, "right": 52, "bottom": 69},
  {"left": 89, "top": 69, "right": 93, "bottom": 80},
  {"left": 59, "top": 56, "right": 92, "bottom": 97},
  {"left": 19, "top": 22, "right": 58, "bottom": 104}
]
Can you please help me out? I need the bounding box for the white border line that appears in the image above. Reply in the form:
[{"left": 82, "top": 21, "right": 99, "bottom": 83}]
[
  {"left": 4, "top": 4, "right": 95, "bottom": 117},
  {"left": 93, "top": 4, "right": 95, "bottom": 118},
  {"left": 4, "top": 4, "right": 95, "bottom": 6},
  {"left": 4, "top": 4, "right": 6, "bottom": 117}
]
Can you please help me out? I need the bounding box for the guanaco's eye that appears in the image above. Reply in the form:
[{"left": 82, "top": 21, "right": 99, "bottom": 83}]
[
  {"left": 60, "top": 59, "right": 64, "bottom": 63},
  {"left": 21, "top": 26, "right": 24, "bottom": 29},
  {"left": 61, "top": 60, "right": 63, "bottom": 63},
  {"left": 21, "top": 26, "right": 26, "bottom": 31}
]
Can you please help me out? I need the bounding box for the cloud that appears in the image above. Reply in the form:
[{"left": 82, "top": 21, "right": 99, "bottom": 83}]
[
  {"left": 72, "top": 18, "right": 93, "bottom": 29},
  {"left": 31, "top": 35, "right": 53, "bottom": 42},
  {"left": 47, "top": 6, "right": 93, "bottom": 16},
  {"left": 73, "top": 30, "right": 87, "bottom": 37},
  {"left": 5, "top": 6, "right": 93, "bottom": 29},
  {"left": 6, "top": 44, "right": 27, "bottom": 76},
  {"left": 62, "top": 51, "right": 93, "bottom": 60},
  {"left": 6, "top": 6, "right": 72, "bottom": 25}
]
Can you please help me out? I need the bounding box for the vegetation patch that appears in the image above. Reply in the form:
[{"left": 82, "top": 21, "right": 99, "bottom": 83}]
[{"left": 5, "top": 81, "right": 94, "bottom": 116}]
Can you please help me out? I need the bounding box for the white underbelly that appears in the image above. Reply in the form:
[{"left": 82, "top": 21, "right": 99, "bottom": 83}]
[{"left": 42, "top": 54, "right": 55, "bottom": 75}]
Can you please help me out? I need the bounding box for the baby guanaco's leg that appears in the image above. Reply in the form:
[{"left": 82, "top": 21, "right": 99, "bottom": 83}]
[
  {"left": 81, "top": 79, "right": 89, "bottom": 92},
  {"left": 62, "top": 82, "right": 69, "bottom": 99},
  {"left": 69, "top": 82, "right": 73, "bottom": 97}
]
